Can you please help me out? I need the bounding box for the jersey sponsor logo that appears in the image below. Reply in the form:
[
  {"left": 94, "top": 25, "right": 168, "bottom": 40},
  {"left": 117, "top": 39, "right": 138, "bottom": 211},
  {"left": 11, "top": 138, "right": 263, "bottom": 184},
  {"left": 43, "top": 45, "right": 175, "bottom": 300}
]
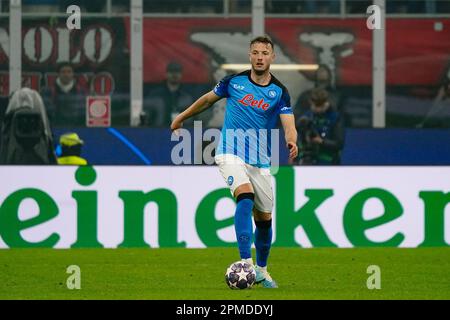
[
  {"left": 237, "top": 94, "right": 270, "bottom": 111},
  {"left": 232, "top": 84, "right": 245, "bottom": 90},
  {"left": 280, "top": 106, "right": 291, "bottom": 112}
]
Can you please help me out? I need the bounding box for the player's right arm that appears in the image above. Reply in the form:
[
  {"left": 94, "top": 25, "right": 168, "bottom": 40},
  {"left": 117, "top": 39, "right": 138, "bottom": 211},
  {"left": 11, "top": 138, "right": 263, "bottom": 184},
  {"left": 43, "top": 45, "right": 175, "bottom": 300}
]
[{"left": 170, "top": 91, "right": 221, "bottom": 131}]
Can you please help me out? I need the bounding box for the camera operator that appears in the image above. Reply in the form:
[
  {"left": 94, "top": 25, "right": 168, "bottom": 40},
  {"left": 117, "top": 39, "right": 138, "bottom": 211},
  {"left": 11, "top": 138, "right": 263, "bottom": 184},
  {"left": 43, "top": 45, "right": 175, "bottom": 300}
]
[
  {"left": 294, "top": 88, "right": 344, "bottom": 165},
  {"left": 0, "top": 88, "right": 57, "bottom": 164}
]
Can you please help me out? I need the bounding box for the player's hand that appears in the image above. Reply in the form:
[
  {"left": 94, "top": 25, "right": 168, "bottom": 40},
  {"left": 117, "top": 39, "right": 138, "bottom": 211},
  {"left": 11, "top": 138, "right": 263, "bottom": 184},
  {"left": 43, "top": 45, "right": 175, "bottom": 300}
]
[
  {"left": 170, "top": 116, "right": 183, "bottom": 135},
  {"left": 287, "top": 142, "right": 298, "bottom": 160}
]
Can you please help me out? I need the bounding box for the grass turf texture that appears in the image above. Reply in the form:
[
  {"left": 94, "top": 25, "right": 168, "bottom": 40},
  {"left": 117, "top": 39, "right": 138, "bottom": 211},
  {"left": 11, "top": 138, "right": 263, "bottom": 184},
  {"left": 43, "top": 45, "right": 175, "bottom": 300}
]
[{"left": 0, "top": 248, "right": 449, "bottom": 300}]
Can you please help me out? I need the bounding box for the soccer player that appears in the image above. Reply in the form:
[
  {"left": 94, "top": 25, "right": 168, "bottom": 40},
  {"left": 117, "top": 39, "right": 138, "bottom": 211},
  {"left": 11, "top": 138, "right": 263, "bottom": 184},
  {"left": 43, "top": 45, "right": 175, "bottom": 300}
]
[{"left": 171, "top": 35, "right": 298, "bottom": 288}]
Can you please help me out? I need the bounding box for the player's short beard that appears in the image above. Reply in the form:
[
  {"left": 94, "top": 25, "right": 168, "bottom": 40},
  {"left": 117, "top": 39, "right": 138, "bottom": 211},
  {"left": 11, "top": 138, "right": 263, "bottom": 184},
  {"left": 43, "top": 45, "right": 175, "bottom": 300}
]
[{"left": 253, "top": 65, "right": 269, "bottom": 76}]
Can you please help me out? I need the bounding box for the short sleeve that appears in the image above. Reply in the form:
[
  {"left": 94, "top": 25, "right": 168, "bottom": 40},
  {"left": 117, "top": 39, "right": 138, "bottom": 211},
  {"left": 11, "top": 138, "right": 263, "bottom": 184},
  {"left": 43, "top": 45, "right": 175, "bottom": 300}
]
[
  {"left": 213, "top": 74, "right": 234, "bottom": 98},
  {"left": 278, "top": 87, "right": 293, "bottom": 114}
]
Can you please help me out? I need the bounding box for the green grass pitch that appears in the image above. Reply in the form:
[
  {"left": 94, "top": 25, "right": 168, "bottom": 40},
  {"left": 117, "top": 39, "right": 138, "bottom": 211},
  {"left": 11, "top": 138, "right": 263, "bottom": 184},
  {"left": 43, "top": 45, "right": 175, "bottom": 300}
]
[{"left": 0, "top": 248, "right": 449, "bottom": 300}]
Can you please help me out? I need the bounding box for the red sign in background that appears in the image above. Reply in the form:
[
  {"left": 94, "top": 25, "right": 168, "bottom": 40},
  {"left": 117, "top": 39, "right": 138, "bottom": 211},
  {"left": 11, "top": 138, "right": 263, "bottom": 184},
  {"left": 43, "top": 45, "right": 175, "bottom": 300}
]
[
  {"left": 125, "top": 18, "right": 450, "bottom": 86},
  {"left": 86, "top": 96, "right": 111, "bottom": 127}
]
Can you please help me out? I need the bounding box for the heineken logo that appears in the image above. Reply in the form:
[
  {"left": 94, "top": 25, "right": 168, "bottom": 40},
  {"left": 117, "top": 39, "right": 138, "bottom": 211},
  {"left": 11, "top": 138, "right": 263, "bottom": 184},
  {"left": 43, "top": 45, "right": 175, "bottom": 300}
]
[{"left": 0, "top": 166, "right": 448, "bottom": 248}]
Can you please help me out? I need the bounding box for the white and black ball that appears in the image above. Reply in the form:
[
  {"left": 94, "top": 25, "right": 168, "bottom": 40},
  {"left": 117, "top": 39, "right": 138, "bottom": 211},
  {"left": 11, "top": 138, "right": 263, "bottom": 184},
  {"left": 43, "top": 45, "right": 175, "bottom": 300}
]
[{"left": 225, "top": 261, "right": 256, "bottom": 289}]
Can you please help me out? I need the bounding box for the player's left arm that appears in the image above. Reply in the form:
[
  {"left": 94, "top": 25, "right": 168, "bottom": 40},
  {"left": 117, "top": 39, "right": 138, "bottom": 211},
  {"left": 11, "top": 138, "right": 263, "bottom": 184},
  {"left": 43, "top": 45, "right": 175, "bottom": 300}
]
[{"left": 280, "top": 114, "right": 298, "bottom": 160}]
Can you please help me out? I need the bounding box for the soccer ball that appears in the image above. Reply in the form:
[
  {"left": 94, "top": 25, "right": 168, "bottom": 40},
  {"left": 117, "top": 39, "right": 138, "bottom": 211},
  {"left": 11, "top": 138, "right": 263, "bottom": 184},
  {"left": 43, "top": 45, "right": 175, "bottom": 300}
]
[{"left": 225, "top": 261, "right": 256, "bottom": 289}]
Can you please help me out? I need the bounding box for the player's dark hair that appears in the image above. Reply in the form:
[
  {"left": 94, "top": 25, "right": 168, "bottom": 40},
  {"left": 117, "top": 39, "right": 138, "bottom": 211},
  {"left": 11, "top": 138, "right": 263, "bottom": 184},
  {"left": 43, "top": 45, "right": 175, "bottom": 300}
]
[
  {"left": 56, "top": 62, "right": 74, "bottom": 73},
  {"left": 250, "top": 35, "right": 274, "bottom": 50}
]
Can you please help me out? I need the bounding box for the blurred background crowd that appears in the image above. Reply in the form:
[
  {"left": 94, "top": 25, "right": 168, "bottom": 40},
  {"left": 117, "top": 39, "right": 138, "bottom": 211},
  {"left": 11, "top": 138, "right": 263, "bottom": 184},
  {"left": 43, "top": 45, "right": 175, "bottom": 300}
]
[{"left": 0, "top": 0, "right": 449, "bottom": 165}]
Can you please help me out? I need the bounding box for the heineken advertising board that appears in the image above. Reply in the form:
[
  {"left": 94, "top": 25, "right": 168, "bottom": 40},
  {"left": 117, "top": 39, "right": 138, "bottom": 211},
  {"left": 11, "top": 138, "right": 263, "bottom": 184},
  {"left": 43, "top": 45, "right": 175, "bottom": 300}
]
[{"left": 0, "top": 166, "right": 448, "bottom": 248}]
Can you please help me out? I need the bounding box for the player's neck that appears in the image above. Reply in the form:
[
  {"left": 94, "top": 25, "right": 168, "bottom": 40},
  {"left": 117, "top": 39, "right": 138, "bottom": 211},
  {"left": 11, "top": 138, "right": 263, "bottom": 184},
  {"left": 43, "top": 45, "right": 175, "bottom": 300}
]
[{"left": 250, "top": 70, "right": 271, "bottom": 86}]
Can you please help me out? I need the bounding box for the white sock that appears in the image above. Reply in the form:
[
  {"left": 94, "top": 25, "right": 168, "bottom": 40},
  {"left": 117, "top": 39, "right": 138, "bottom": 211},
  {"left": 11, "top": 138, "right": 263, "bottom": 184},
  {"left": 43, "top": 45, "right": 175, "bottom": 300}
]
[
  {"left": 256, "top": 265, "right": 267, "bottom": 272},
  {"left": 243, "top": 258, "right": 254, "bottom": 266},
  {"left": 256, "top": 265, "right": 272, "bottom": 281}
]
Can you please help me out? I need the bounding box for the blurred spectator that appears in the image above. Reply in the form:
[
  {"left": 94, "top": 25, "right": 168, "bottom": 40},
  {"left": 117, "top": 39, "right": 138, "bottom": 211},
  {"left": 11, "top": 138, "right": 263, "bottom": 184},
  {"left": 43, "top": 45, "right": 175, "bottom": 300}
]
[
  {"left": 425, "top": 1, "right": 437, "bottom": 13},
  {"left": 266, "top": 0, "right": 301, "bottom": 13},
  {"left": 386, "top": 1, "right": 423, "bottom": 14},
  {"left": 0, "top": 1, "right": 9, "bottom": 13},
  {"left": 59, "top": 0, "right": 105, "bottom": 12},
  {"left": 22, "top": 0, "right": 58, "bottom": 13},
  {"left": 295, "top": 64, "right": 346, "bottom": 123},
  {"left": 0, "top": 88, "right": 57, "bottom": 164},
  {"left": 346, "top": 0, "right": 447, "bottom": 14},
  {"left": 436, "top": 0, "right": 450, "bottom": 13},
  {"left": 229, "top": 0, "right": 251, "bottom": 13},
  {"left": 143, "top": 61, "right": 194, "bottom": 127},
  {"left": 57, "top": 132, "right": 87, "bottom": 165},
  {"left": 266, "top": 0, "right": 340, "bottom": 14},
  {"left": 422, "top": 0, "right": 450, "bottom": 14},
  {"left": 294, "top": 88, "right": 344, "bottom": 165},
  {"left": 345, "top": 0, "right": 371, "bottom": 14},
  {"left": 144, "top": 0, "right": 195, "bottom": 13},
  {"left": 112, "top": 0, "right": 130, "bottom": 13},
  {"left": 145, "top": 0, "right": 222, "bottom": 14},
  {"left": 417, "top": 78, "right": 450, "bottom": 128},
  {"left": 195, "top": 60, "right": 228, "bottom": 128},
  {"left": 188, "top": 0, "right": 223, "bottom": 13},
  {"left": 41, "top": 62, "right": 88, "bottom": 127},
  {"left": 386, "top": 1, "right": 446, "bottom": 14},
  {"left": 303, "top": 0, "right": 340, "bottom": 14}
]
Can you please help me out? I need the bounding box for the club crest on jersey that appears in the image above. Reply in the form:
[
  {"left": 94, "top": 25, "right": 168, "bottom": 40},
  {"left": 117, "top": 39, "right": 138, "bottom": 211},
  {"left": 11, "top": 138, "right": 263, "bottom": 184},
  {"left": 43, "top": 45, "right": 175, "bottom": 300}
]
[
  {"left": 238, "top": 94, "right": 270, "bottom": 111},
  {"left": 268, "top": 90, "right": 277, "bottom": 98},
  {"left": 227, "top": 176, "right": 234, "bottom": 186}
]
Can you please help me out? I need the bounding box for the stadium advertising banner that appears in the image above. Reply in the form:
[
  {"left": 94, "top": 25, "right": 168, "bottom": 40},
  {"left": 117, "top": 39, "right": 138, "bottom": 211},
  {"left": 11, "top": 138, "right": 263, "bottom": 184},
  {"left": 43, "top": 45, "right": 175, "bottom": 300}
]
[
  {"left": 0, "top": 18, "right": 128, "bottom": 98},
  {"left": 0, "top": 166, "right": 448, "bottom": 249},
  {"left": 136, "top": 18, "right": 450, "bottom": 86},
  {"left": 1, "top": 18, "right": 449, "bottom": 98}
]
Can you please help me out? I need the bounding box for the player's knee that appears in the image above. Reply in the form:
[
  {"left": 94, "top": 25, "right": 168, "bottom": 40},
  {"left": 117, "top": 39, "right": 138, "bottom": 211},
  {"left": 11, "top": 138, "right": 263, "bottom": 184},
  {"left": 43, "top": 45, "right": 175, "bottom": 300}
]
[
  {"left": 253, "top": 208, "right": 272, "bottom": 221},
  {"left": 234, "top": 183, "right": 254, "bottom": 197}
]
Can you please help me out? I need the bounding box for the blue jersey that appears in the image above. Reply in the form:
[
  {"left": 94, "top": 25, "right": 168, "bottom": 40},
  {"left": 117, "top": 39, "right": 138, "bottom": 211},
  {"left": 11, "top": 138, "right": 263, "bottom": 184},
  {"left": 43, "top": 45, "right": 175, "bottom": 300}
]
[{"left": 213, "top": 70, "right": 293, "bottom": 168}]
